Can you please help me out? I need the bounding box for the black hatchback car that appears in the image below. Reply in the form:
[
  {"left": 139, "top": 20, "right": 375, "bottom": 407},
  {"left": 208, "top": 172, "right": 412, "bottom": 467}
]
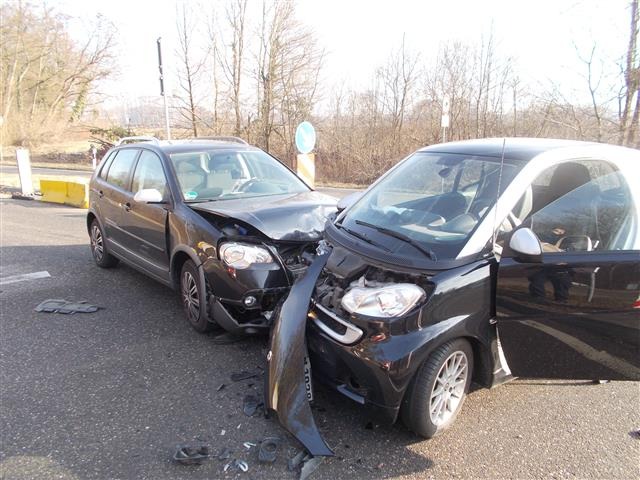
[
  {"left": 265, "top": 138, "right": 640, "bottom": 456},
  {"left": 87, "top": 136, "right": 336, "bottom": 333}
]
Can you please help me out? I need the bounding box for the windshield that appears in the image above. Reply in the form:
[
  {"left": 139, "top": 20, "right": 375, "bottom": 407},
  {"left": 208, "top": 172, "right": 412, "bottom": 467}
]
[
  {"left": 169, "top": 149, "right": 309, "bottom": 202},
  {"left": 341, "top": 152, "right": 521, "bottom": 260}
]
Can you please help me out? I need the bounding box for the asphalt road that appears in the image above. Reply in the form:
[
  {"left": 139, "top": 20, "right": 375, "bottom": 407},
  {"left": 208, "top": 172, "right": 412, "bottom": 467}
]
[{"left": 1, "top": 199, "right": 639, "bottom": 480}]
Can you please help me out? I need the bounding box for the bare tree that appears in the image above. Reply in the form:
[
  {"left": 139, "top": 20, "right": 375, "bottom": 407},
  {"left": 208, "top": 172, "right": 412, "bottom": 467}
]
[
  {"left": 1, "top": 2, "right": 115, "bottom": 144},
  {"left": 176, "top": 3, "right": 205, "bottom": 137},
  {"left": 619, "top": 0, "right": 639, "bottom": 146}
]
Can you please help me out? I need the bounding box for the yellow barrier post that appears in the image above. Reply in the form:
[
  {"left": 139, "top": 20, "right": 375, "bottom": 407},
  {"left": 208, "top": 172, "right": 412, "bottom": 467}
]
[{"left": 40, "top": 179, "right": 89, "bottom": 209}]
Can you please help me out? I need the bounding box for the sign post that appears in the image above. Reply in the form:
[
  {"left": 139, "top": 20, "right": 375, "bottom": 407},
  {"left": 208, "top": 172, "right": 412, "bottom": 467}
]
[
  {"left": 157, "top": 37, "right": 171, "bottom": 141},
  {"left": 441, "top": 97, "right": 450, "bottom": 143},
  {"left": 295, "top": 121, "right": 316, "bottom": 187},
  {"left": 16, "top": 147, "right": 34, "bottom": 196}
]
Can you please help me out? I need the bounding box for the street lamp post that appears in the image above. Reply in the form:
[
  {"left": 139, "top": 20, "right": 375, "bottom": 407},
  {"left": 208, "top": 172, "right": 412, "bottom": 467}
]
[{"left": 157, "top": 37, "right": 171, "bottom": 140}]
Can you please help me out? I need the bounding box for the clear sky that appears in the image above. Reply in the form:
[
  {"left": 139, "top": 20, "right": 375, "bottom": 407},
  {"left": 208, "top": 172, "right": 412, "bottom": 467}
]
[{"left": 55, "top": 0, "right": 631, "bottom": 107}]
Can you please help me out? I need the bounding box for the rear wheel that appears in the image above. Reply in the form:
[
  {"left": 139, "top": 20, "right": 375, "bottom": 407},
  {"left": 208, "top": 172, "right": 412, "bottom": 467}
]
[
  {"left": 401, "top": 338, "right": 473, "bottom": 438},
  {"left": 180, "top": 260, "right": 214, "bottom": 333},
  {"left": 90, "top": 219, "right": 119, "bottom": 268}
]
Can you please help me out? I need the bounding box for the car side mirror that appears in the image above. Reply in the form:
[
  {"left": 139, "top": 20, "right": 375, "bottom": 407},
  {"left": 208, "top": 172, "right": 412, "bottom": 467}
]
[
  {"left": 336, "top": 191, "right": 363, "bottom": 213},
  {"left": 134, "top": 188, "right": 165, "bottom": 204},
  {"left": 508, "top": 227, "right": 543, "bottom": 263}
]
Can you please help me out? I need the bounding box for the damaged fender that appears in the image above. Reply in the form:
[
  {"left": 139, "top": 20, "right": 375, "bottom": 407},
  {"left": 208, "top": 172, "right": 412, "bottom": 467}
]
[{"left": 265, "top": 251, "right": 334, "bottom": 457}]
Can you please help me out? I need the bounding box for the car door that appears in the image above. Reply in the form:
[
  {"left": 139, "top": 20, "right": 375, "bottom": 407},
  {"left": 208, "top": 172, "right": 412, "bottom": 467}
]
[
  {"left": 98, "top": 148, "right": 140, "bottom": 246},
  {"left": 118, "top": 149, "right": 171, "bottom": 281},
  {"left": 496, "top": 163, "right": 640, "bottom": 381}
]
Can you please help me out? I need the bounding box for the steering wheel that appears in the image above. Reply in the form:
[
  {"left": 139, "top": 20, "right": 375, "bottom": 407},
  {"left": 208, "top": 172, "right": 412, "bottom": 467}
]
[{"left": 233, "top": 178, "right": 260, "bottom": 193}]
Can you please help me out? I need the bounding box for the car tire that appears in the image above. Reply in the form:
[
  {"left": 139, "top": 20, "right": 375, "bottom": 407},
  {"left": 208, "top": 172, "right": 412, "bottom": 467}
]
[
  {"left": 89, "top": 219, "right": 119, "bottom": 268},
  {"left": 180, "top": 260, "right": 214, "bottom": 333},
  {"left": 401, "top": 338, "right": 474, "bottom": 438}
]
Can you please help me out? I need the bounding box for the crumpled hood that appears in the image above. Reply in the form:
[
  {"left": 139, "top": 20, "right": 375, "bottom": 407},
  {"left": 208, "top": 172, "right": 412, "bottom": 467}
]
[{"left": 189, "top": 191, "right": 337, "bottom": 241}]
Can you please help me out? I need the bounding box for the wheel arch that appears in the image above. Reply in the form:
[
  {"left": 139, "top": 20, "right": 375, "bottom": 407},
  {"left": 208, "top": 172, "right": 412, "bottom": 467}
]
[{"left": 170, "top": 247, "right": 202, "bottom": 290}]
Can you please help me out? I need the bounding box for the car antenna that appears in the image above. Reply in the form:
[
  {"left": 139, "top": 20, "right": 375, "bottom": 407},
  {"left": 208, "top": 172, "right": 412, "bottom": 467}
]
[{"left": 491, "top": 138, "right": 507, "bottom": 251}]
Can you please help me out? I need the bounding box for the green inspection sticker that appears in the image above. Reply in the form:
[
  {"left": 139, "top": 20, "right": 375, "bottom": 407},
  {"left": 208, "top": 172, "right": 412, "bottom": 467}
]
[{"left": 184, "top": 191, "right": 198, "bottom": 201}]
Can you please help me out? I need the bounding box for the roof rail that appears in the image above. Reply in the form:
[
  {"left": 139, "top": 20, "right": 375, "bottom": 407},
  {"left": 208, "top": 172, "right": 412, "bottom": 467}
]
[
  {"left": 116, "top": 136, "right": 160, "bottom": 146},
  {"left": 192, "top": 136, "right": 248, "bottom": 145}
]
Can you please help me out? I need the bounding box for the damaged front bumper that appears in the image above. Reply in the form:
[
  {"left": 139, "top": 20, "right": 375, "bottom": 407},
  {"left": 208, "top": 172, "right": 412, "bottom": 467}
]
[{"left": 265, "top": 251, "right": 334, "bottom": 457}]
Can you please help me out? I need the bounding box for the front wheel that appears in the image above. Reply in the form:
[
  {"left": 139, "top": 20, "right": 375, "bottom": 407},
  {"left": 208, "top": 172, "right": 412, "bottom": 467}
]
[
  {"left": 401, "top": 338, "right": 473, "bottom": 438},
  {"left": 90, "top": 219, "right": 119, "bottom": 268},
  {"left": 180, "top": 260, "right": 214, "bottom": 333}
]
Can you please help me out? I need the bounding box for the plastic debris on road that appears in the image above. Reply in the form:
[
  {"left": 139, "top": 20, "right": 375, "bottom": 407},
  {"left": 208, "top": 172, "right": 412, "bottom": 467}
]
[
  {"left": 172, "top": 444, "right": 210, "bottom": 465},
  {"left": 35, "top": 299, "right": 100, "bottom": 314}
]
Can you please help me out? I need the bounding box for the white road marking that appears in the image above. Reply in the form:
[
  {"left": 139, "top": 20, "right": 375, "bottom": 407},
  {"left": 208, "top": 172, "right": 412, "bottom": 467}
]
[{"left": 0, "top": 271, "right": 51, "bottom": 285}]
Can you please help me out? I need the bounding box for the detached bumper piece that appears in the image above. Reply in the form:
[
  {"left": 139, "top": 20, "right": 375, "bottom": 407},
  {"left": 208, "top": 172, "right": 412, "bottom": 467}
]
[{"left": 265, "top": 251, "right": 334, "bottom": 457}]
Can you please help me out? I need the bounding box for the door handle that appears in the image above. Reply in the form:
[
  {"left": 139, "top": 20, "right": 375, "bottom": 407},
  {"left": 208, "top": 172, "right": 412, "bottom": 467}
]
[{"left": 123, "top": 202, "right": 131, "bottom": 212}]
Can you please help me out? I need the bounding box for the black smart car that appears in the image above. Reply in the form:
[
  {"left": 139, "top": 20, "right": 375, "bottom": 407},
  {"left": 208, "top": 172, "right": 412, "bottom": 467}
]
[
  {"left": 87, "top": 136, "right": 336, "bottom": 333},
  {"left": 265, "top": 138, "right": 640, "bottom": 456}
]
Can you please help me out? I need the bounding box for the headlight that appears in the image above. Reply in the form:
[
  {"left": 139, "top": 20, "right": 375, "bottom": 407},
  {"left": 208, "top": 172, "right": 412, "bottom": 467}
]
[
  {"left": 219, "top": 242, "right": 274, "bottom": 269},
  {"left": 341, "top": 284, "right": 425, "bottom": 318}
]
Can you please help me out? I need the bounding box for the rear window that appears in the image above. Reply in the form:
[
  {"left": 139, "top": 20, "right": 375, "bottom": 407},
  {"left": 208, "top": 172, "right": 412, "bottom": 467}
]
[{"left": 106, "top": 149, "right": 139, "bottom": 191}]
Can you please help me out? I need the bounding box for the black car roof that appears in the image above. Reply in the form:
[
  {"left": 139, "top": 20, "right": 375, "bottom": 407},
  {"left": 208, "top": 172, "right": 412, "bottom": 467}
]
[{"left": 419, "top": 138, "right": 600, "bottom": 162}]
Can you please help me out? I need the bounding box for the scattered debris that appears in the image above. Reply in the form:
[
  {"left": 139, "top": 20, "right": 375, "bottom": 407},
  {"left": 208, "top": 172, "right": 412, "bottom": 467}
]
[
  {"left": 592, "top": 379, "right": 611, "bottom": 384},
  {"left": 258, "top": 437, "right": 280, "bottom": 464},
  {"left": 300, "top": 455, "right": 323, "bottom": 480},
  {"left": 243, "top": 442, "right": 257, "bottom": 449},
  {"left": 35, "top": 299, "right": 100, "bottom": 314},
  {"left": 629, "top": 429, "right": 640, "bottom": 440},
  {"left": 172, "top": 444, "right": 210, "bottom": 465},
  {"left": 212, "top": 332, "right": 243, "bottom": 345},
  {"left": 288, "top": 450, "right": 308, "bottom": 471},
  {"left": 243, "top": 394, "right": 263, "bottom": 417},
  {"left": 224, "top": 459, "right": 249, "bottom": 473},
  {"left": 216, "top": 383, "right": 226, "bottom": 391},
  {"left": 231, "top": 370, "right": 260, "bottom": 382},
  {"left": 220, "top": 429, "right": 226, "bottom": 436},
  {"left": 217, "top": 447, "right": 233, "bottom": 460},
  {"left": 364, "top": 421, "right": 374, "bottom": 430}
]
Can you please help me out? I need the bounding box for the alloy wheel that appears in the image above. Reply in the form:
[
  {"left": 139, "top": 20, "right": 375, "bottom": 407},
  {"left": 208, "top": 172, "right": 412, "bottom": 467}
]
[
  {"left": 91, "top": 225, "right": 104, "bottom": 261},
  {"left": 181, "top": 271, "right": 200, "bottom": 323},
  {"left": 429, "top": 350, "right": 468, "bottom": 426}
]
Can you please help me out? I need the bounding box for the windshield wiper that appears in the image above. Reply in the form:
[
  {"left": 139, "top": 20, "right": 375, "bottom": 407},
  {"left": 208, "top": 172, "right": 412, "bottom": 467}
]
[
  {"left": 354, "top": 220, "right": 437, "bottom": 261},
  {"left": 335, "top": 222, "right": 391, "bottom": 252}
]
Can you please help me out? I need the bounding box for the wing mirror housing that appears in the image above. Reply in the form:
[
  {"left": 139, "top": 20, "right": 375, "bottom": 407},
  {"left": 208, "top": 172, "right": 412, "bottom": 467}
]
[
  {"left": 134, "top": 188, "right": 165, "bottom": 204},
  {"left": 336, "top": 191, "right": 363, "bottom": 213},
  {"left": 508, "top": 227, "right": 543, "bottom": 263}
]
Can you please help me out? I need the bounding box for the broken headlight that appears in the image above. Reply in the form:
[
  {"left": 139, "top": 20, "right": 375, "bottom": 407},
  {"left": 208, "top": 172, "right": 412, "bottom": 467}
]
[
  {"left": 219, "top": 242, "right": 275, "bottom": 269},
  {"left": 341, "top": 284, "right": 425, "bottom": 318}
]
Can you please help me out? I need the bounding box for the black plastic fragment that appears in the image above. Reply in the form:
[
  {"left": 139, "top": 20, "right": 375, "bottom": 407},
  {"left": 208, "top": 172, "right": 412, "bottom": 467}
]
[
  {"left": 243, "top": 394, "right": 259, "bottom": 416},
  {"left": 231, "top": 370, "right": 259, "bottom": 382},
  {"left": 173, "top": 444, "right": 210, "bottom": 465},
  {"left": 217, "top": 447, "right": 233, "bottom": 460},
  {"left": 212, "top": 332, "right": 243, "bottom": 345},
  {"left": 258, "top": 437, "right": 280, "bottom": 463},
  {"left": 300, "top": 455, "right": 323, "bottom": 480},
  {"left": 629, "top": 429, "right": 640, "bottom": 440},
  {"left": 288, "top": 450, "right": 308, "bottom": 471}
]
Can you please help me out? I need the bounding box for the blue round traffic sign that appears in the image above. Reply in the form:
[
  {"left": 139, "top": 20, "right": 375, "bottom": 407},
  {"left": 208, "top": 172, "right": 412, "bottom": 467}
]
[{"left": 295, "top": 121, "right": 316, "bottom": 154}]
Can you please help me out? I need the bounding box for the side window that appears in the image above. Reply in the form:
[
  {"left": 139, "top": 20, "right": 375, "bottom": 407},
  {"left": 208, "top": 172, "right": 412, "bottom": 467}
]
[
  {"left": 106, "top": 149, "right": 139, "bottom": 190},
  {"left": 132, "top": 151, "right": 168, "bottom": 198},
  {"left": 98, "top": 151, "right": 115, "bottom": 180},
  {"left": 528, "top": 168, "right": 636, "bottom": 253}
]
